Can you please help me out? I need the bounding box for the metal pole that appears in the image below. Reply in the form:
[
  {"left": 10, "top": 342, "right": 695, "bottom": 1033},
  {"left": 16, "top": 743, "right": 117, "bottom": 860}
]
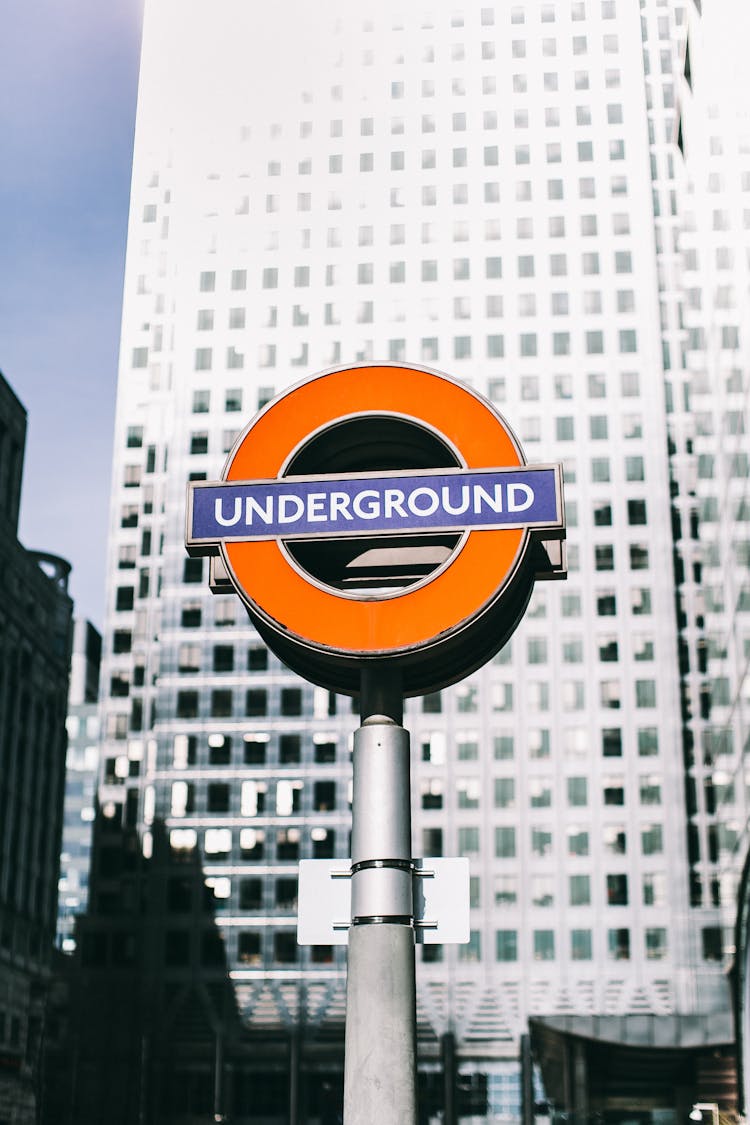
[
  {"left": 343, "top": 669, "right": 417, "bottom": 1125},
  {"left": 441, "top": 1031, "right": 457, "bottom": 1125}
]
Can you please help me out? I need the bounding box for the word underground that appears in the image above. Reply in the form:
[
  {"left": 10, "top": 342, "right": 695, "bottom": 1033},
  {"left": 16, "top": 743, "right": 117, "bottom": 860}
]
[{"left": 189, "top": 467, "right": 559, "bottom": 544}]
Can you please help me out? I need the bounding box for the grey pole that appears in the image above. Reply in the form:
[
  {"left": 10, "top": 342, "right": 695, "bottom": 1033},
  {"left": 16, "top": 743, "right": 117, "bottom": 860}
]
[{"left": 343, "top": 670, "right": 418, "bottom": 1125}]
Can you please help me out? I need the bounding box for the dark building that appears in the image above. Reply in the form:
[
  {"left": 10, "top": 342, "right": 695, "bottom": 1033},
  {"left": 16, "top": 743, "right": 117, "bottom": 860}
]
[
  {"left": 0, "top": 371, "right": 74, "bottom": 1124},
  {"left": 56, "top": 619, "right": 102, "bottom": 951}
]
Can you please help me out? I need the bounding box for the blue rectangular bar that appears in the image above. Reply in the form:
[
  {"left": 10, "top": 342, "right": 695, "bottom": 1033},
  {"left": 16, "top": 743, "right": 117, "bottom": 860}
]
[{"left": 188, "top": 466, "right": 563, "bottom": 545}]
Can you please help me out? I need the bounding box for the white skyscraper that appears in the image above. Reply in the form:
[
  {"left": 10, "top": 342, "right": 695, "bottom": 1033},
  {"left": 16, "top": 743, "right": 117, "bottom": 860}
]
[
  {"left": 676, "top": 0, "right": 750, "bottom": 1108},
  {"left": 89, "top": 0, "right": 746, "bottom": 1117}
]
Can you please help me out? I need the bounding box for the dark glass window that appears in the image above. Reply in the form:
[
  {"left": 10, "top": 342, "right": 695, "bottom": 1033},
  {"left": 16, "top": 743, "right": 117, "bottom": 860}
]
[
  {"left": 183, "top": 558, "right": 203, "bottom": 583},
  {"left": 177, "top": 691, "right": 199, "bottom": 719},
  {"left": 602, "top": 728, "right": 622, "bottom": 756},
  {"left": 314, "top": 740, "right": 336, "bottom": 763},
  {"left": 116, "top": 586, "right": 134, "bottom": 611},
  {"left": 279, "top": 734, "right": 301, "bottom": 763},
  {"left": 207, "top": 783, "right": 230, "bottom": 813},
  {"left": 211, "top": 690, "right": 233, "bottom": 718},
  {"left": 246, "top": 689, "right": 267, "bottom": 717},
  {"left": 275, "top": 878, "right": 298, "bottom": 909},
  {"left": 113, "top": 630, "right": 132, "bottom": 654},
  {"left": 213, "top": 645, "right": 234, "bottom": 672},
  {"left": 607, "top": 874, "right": 628, "bottom": 905},
  {"left": 239, "top": 878, "right": 263, "bottom": 910},
  {"left": 273, "top": 932, "right": 298, "bottom": 963},
  {"left": 280, "top": 688, "right": 303, "bottom": 716},
  {"left": 314, "top": 781, "right": 336, "bottom": 811},
  {"left": 247, "top": 647, "right": 269, "bottom": 671},
  {"left": 237, "top": 931, "right": 262, "bottom": 965}
]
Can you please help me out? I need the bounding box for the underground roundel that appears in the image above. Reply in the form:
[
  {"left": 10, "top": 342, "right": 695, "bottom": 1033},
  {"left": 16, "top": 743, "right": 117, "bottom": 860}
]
[{"left": 186, "top": 363, "right": 566, "bottom": 696}]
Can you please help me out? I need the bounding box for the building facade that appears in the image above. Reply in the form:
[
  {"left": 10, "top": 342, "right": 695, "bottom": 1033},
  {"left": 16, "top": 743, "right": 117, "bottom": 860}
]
[
  {"left": 89, "top": 0, "right": 747, "bottom": 1119},
  {"left": 57, "top": 619, "right": 102, "bottom": 952},
  {"left": 675, "top": 0, "right": 750, "bottom": 1112},
  {"left": 0, "top": 371, "right": 74, "bottom": 1124}
]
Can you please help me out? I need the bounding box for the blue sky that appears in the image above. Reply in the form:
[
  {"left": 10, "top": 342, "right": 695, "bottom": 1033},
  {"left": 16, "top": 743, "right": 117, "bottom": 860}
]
[{"left": 1, "top": 0, "right": 143, "bottom": 628}]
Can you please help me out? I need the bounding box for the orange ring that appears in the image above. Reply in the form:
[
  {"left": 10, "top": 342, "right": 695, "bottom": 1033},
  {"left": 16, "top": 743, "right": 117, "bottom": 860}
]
[{"left": 224, "top": 365, "right": 525, "bottom": 655}]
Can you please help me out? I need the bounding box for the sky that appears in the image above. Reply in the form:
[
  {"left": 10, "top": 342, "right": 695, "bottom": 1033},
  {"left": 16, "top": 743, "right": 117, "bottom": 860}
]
[{"left": 1, "top": 0, "right": 144, "bottom": 629}]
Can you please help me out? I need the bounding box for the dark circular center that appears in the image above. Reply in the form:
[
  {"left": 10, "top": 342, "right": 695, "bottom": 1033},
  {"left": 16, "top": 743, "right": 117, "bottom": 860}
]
[{"left": 283, "top": 416, "right": 463, "bottom": 594}]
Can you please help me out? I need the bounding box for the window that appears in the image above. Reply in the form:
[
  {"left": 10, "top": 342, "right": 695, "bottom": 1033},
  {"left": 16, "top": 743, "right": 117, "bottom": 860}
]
[
  {"left": 628, "top": 546, "right": 649, "bottom": 576},
  {"left": 569, "top": 874, "right": 590, "bottom": 906},
  {"left": 641, "top": 824, "right": 663, "bottom": 855},
  {"left": 279, "top": 734, "right": 301, "bottom": 764},
  {"left": 531, "top": 828, "right": 553, "bottom": 857},
  {"left": 211, "top": 690, "right": 232, "bottom": 719},
  {"left": 245, "top": 689, "right": 267, "bottom": 717},
  {"left": 702, "top": 927, "right": 722, "bottom": 962},
  {"left": 639, "top": 775, "right": 661, "bottom": 805},
  {"left": 276, "top": 829, "right": 300, "bottom": 861},
  {"left": 550, "top": 254, "right": 567, "bottom": 277},
  {"left": 532, "top": 876, "right": 555, "bottom": 907},
  {"left": 529, "top": 730, "right": 550, "bottom": 760},
  {"left": 567, "top": 778, "right": 588, "bottom": 806},
  {"left": 281, "top": 688, "right": 303, "bottom": 716},
  {"left": 530, "top": 781, "right": 552, "bottom": 809},
  {"left": 494, "top": 735, "right": 514, "bottom": 761},
  {"left": 533, "top": 930, "right": 555, "bottom": 961},
  {"left": 207, "top": 783, "right": 230, "bottom": 813},
  {"left": 495, "top": 827, "right": 516, "bottom": 858},
  {"left": 571, "top": 930, "right": 592, "bottom": 960},
  {"left": 496, "top": 931, "right": 518, "bottom": 961},
  {"left": 645, "top": 928, "right": 667, "bottom": 960},
  {"left": 636, "top": 679, "right": 656, "bottom": 709},
  {"left": 213, "top": 645, "right": 234, "bottom": 673},
  {"left": 494, "top": 778, "right": 516, "bottom": 810},
  {"left": 595, "top": 545, "right": 615, "bottom": 571},
  {"left": 607, "top": 873, "right": 628, "bottom": 905},
  {"left": 458, "top": 827, "right": 480, "bottom": 855},
  {"left": 608, "top": 928, "right": 630, "bottom": 960},
  {"left": 643, "top": 873, "right": 666, "bottom": 907}
]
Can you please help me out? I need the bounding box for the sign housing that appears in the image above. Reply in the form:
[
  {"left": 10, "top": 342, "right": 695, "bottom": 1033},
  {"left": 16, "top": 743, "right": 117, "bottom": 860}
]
[{"left": 186, "top": 363, "right": 565, "bottom": 695}]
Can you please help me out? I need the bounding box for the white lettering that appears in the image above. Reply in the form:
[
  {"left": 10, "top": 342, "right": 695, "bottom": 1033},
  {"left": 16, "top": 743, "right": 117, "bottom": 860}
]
[
  {"left": 278, "top": 495, "right": 305, "bottom": 523},
  {"left": 507, "top": 483, "right": 534, "bottom": 512},
  {"left": 215, "top": 496, "right": 242, "bottom": 527},
  {"left": 472, "top": 484, "right": 504, "bottom": 514},
  {"left": 307, "top": 493, "right": 327, "bottom": 522},
  {"left": 384, "top": 488, "right": 407, "bottom": 519},
  {"left": 245, "top": 495, "right": 273, "bottom": 524},
  {"left": 407, "top": 487, "right": 440, "bottom": 516},
  {"left": 329, "top": 492, "right": 353, "bottom": 521},
  {"left": 353, "top": 490, "right": 381, "bottom": 519},
  {"left": 441, "top": 484, "right": 470, "bottom": 515}
]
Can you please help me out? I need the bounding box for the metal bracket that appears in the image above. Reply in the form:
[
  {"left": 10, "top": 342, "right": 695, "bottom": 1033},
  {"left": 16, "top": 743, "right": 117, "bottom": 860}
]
[{"left": 297, "top": 857, "right": 470, "bottom": 945}]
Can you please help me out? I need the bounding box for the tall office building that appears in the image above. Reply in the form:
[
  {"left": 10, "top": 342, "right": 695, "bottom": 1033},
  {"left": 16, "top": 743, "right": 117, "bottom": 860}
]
[
  {"left": 675, "top": 0, "right": 750, "bottom": 1107},
  {"left": 92, "top": 0, "right": 746, "bottom": 1117},
  {"left": 0, "top": 371, "right": 74, "bottom": 1124},
  {"left": 57, "top": 619, "right": 102, "bottom": 951}
]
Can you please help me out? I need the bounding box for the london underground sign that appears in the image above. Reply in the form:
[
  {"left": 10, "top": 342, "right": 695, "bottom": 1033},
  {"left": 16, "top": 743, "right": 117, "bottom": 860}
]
[{"left": 186, "top": 363, "right": 565, "bottom": 695}]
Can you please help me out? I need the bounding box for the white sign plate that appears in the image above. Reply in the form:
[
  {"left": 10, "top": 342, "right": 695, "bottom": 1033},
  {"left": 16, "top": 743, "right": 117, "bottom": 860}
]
[{"left": 297, "top": 857, "right": 470, "bottom": 946}]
